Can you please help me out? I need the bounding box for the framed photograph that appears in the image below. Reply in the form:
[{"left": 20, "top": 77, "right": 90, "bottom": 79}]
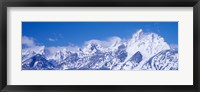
[{"left": 0, "top": 0, "right": 199, "bottom": 92}]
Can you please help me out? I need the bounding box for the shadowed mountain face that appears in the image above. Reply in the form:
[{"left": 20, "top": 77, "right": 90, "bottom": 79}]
[{"left": 22, "top": 30, "right": 178, "bottom": 70}]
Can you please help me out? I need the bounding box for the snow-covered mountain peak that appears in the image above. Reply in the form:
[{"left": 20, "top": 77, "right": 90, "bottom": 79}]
[
  {"left": 82, "top": 40, "right": 102, "bottom": 54},
  {"left": 22, "top": 46, "right": 46, "bottom": 62},
  {"left": 125, "top": 30, "right": 170, "bottom": 70},
  {"left": 127, "top": 30, "right": 170, "bottom": 54},
  {"left": 22, "top": 46, "right": 46, "bottom": 55},
  {"left": 131, "top": 29, "right": 144, "bottom": 42}
]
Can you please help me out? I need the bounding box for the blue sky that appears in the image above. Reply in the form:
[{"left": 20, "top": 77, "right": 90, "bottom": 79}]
[{"left": 22, "top": 22, "right": 178, "bottom": 48}]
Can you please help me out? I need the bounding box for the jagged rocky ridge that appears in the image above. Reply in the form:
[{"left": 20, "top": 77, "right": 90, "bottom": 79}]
[{"left": 22, "top": 29, "right": 178, "bottom": 70}]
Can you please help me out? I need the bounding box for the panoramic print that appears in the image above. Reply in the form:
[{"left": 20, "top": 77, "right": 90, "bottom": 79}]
[{"left": 22, "top": 22, "right": 178, "bottom": 70}]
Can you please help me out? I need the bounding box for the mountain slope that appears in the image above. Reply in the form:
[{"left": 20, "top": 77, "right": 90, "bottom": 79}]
[{"left": 142, "top": 49, "right": 178, "bottom": 70}]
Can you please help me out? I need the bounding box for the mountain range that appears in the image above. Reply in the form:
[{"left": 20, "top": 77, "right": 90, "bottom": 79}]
[{"left": 22, "top": 29, "right": 178, "bottom": 70}]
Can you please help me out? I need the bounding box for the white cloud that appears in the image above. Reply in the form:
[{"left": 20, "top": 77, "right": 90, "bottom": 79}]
[
  {"left": 83, "top": 36, "right": 122, "bottom": 48},
  {"left": 47, "top": 46, "right": 79, "bottom": 53},
  {"left": 48, "top": 38, "right": 57, "bottom": 42},
  {"left": 22, "top": 36, "right": 35, "bottom": 47}
]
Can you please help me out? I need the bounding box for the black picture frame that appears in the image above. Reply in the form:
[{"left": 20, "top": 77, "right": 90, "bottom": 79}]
[{"left": 0, "top": 0, "right": 200, "bottom": 92}]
